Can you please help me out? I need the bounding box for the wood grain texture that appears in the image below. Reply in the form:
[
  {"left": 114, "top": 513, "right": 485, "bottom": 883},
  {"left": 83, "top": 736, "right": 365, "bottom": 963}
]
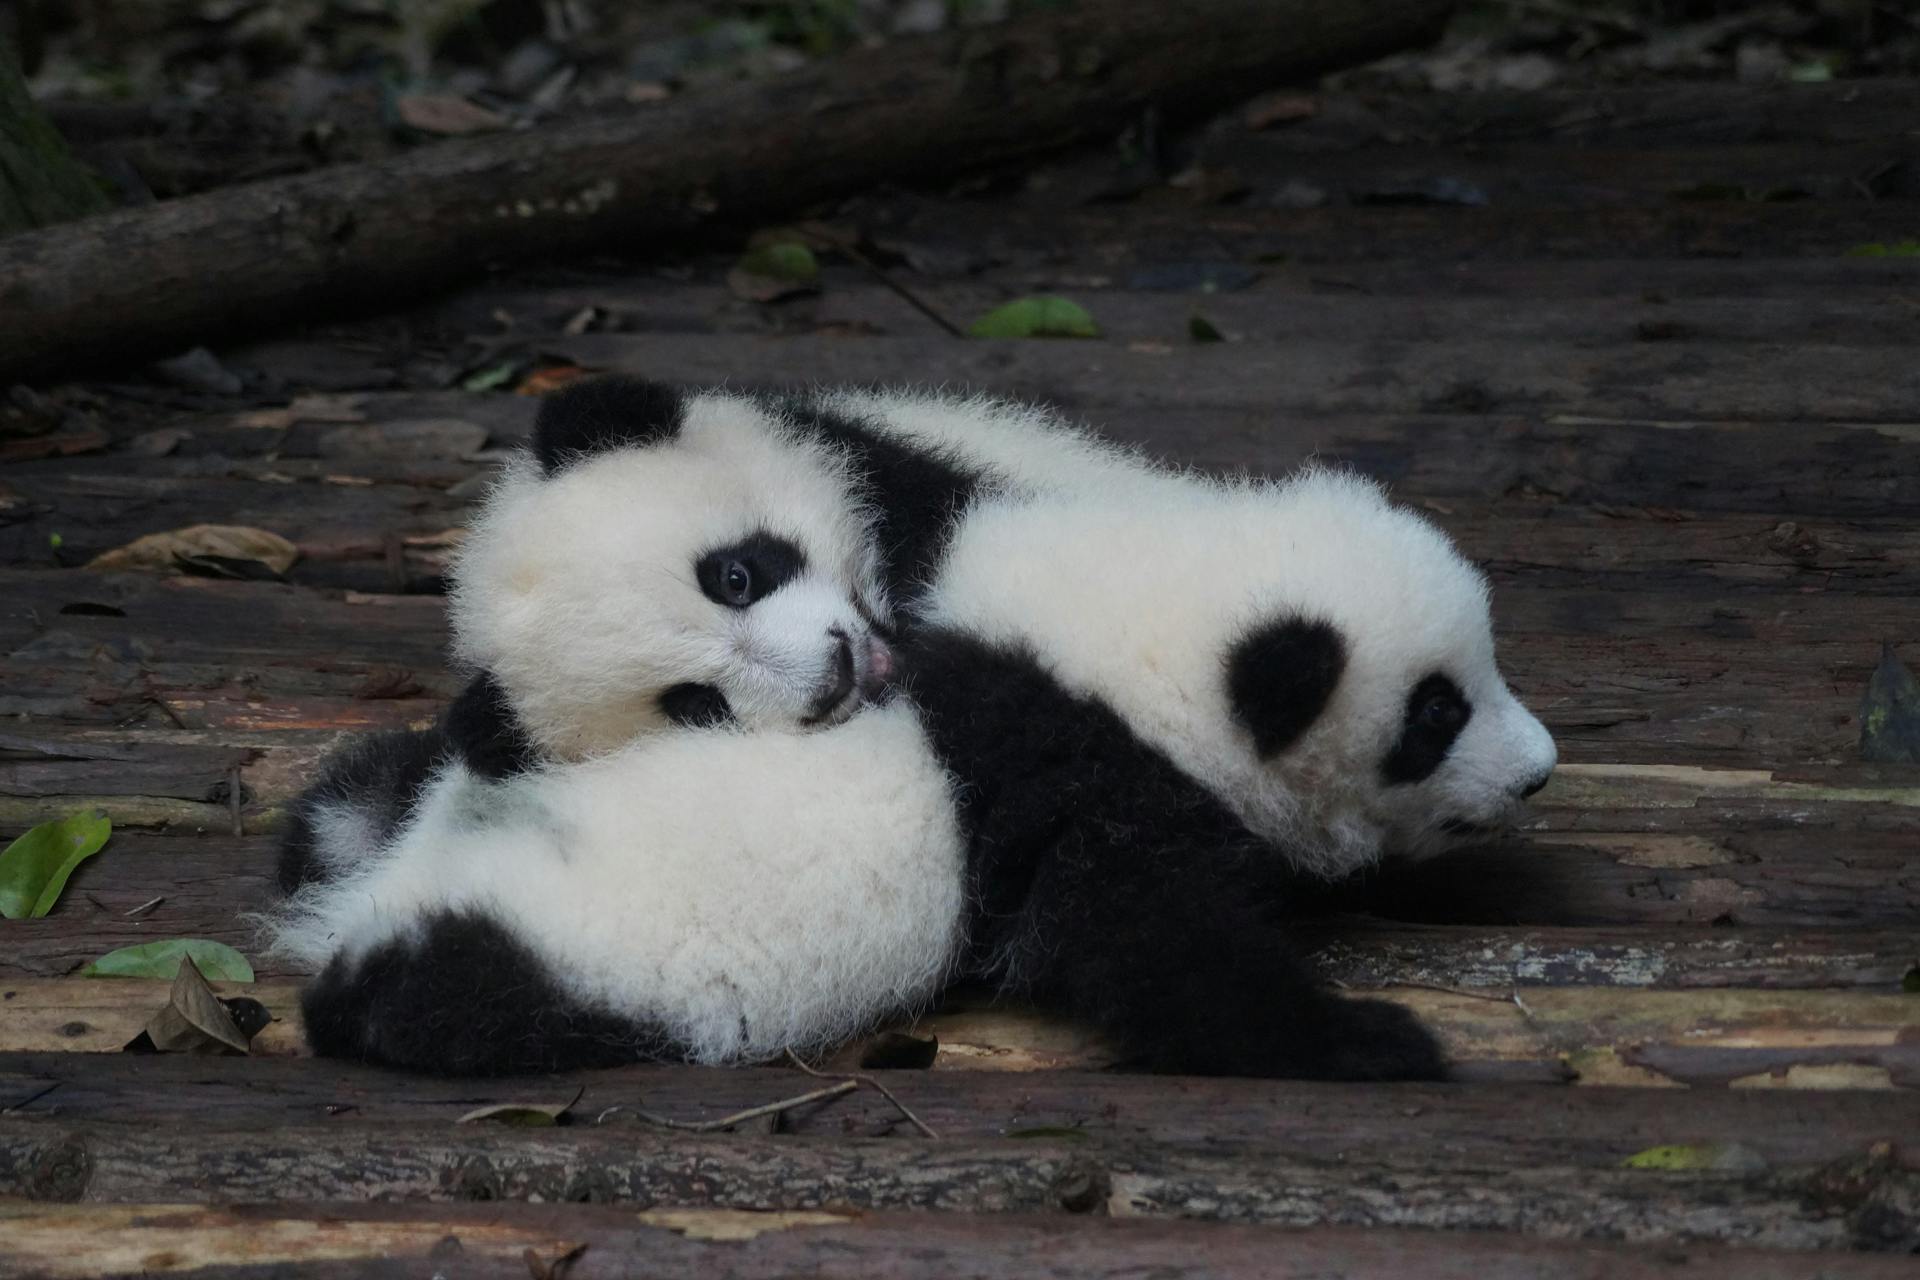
[{"left": 6, "top": 1201, "right": 1920, "bottom": 1280}]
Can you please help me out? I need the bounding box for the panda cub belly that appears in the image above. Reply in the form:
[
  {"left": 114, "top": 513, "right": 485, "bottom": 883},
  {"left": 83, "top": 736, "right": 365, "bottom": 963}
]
[{"left": 281, "top": 703, "right": 965, "bottom": 1072}]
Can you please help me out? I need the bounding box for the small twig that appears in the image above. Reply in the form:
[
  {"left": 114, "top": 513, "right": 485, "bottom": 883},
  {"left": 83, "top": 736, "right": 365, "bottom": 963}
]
[
  {"left": 2, "top": 1081, "right": 63, "bottom": 1115},
  {"left": 1510, "top": 986, "right": 1539, "bottom": 1025},
  {"left": 785, "top": 1048, "right": 940, "bottom": 1139},
  {"left": 810, "top": 229, "right": 966, "bottom": 339},
  {"left": 226, "top": 765, "right": 244, "bottom": 837},
  {"left": 1391, "top": 979, "right": 1526, "bottom": 1004},
  {"left": 595, "top": 1080, "right": 858, "bottom": 1132},
  {"left": 124, "top": 895, "right": 164, "bottom": 918}
]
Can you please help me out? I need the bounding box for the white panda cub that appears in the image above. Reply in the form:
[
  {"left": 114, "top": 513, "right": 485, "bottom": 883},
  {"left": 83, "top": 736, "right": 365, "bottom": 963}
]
[
  {"left": 275, "top": 379, "right": 899, "bottom": 895},
  {"left": 282, "top": 382, "right": 1556, "bottom": 1080}
]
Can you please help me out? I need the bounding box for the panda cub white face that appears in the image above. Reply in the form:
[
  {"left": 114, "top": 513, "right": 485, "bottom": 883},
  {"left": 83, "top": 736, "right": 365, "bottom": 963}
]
[
  {"left": 924, "top": 469, "right": 1557, "bottom": 877},
  {"left": 450, "top": 384, "right": 894, "bottom": 760}
]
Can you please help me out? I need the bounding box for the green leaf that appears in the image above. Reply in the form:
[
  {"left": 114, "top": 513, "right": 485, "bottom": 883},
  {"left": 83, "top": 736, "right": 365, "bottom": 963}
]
[
  {"left": 969, "top": 297, "right": 1100, "bottom": 340},
  {"left": 737, "top": 241, "right": 819, "bottom": 285},
  {"left": 1847, "top": 240, "right": 1920, "bottom": 258},
  {"left": 1903, "top": 966, "right": 1919, "bottom": 994},
  {"left": 1622, "top": 1142, "right": 1766, "bottom": 1172},
  {"left": 84, "top": 938, "right": 254, "bottom": 982},
  {"left": 460, "top": 360, "right": 521, "bottom": 392},
  {"left": 1188, "top": 313, "right": 1225, "bottom": 344},
  {"left": 0, "top": 811, "right": 111, "bottom": 919}
]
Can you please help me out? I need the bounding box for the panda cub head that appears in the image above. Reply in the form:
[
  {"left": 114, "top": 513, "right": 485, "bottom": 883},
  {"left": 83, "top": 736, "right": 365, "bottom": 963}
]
[
  {"left": 1215, "top": 472, "right": 1558, "bottom": 867},
  {"left": 925, "top": 468, "right": 1557, "bottom": 876},
  {"left": 449, "top": 379, "right": 895, "bottom": 759}
]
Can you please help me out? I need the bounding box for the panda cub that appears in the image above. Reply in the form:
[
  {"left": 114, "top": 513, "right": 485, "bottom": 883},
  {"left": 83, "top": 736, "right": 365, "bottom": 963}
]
[
  {"left": 277, "top": 382, "right": 1556, "bottom": 1079},
  {"left": 276, "top": 379, "right": 907, "bottom": 894}
]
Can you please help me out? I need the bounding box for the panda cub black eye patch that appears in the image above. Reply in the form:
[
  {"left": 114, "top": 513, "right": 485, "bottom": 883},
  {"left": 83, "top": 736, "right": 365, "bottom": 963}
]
[
  {"left": 1381, "top": 673, "right": 1473, "bottom": 785},
  {"left": 695, "top": 532, "right": 807, "bottom": 609}
]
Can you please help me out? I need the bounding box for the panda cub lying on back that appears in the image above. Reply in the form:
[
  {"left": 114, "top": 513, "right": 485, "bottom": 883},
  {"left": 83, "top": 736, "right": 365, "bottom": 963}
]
[{"left": 274, "top": 380, "right": 1556, "bottom": 1079}]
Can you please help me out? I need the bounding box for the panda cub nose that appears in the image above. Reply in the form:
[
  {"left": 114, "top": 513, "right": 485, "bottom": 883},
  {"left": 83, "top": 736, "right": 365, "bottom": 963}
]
[{"left": 1516, "top": 769, "right": 1553, "bottom": 799}]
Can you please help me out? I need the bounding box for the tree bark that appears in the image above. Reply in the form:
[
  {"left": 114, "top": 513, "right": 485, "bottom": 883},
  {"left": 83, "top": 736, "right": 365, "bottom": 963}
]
[
  {"left": 0, "top": 0, "right": 1454, "bottom": 385},
  {"left": 0, "top": 42, "right": 108, "bottom": 234}
]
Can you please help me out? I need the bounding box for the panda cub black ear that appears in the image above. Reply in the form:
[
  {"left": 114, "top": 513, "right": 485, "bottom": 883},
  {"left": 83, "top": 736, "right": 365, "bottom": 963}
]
[
  {"left": 1226, "top": 617, "right": 1348, "bottom": 758},
  {"left": 532, "top": 377, "right": 685, "bottom": 475}
]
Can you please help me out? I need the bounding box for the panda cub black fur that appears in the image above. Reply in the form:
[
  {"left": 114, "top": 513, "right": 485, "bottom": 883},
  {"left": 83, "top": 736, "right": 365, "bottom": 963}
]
[{"left": 271, "top": 379, "right": 1557, "bottom": 1080}]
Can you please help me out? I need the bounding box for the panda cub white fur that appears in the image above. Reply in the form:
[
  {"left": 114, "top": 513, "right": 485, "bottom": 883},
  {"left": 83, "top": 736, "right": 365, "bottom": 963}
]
[
  {"left": 278, "top": 380, "right": 1556, "bottom": 1080},
  {"left": 275, "top": 380, "right": 906, "bottom": 894}
]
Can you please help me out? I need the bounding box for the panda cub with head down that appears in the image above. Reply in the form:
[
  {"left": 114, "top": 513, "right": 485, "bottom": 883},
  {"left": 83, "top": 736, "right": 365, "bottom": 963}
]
[{"left": 275, "top": 380, "right": 1556, "bottom": 1080}]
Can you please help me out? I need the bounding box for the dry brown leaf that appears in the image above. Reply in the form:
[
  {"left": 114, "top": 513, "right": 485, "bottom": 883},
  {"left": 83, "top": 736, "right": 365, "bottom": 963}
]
[
  {"left": 143, "top": 955, "right": 253, "bottom": 1055},
  {"left": 396, "top": 93, "right": 509, "bottom": 136},
  {"left": 234, "top": 393, "right": 367, "bottom": 430},
  {"left": 87, "top": 525, "right": 298, "bottom": 577},
  {"left": 516, "top": 364, "right": 591, "bottom": 396},
  {"left": 1245, "top": 93, "right": 1318, "bottom": 129}
]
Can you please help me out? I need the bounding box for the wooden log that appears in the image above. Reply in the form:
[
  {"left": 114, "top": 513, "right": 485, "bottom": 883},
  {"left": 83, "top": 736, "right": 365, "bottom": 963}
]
[
  {"left": 2, "top": 978, "right": 1914, "bottom": 1088},
  {"left": 6, "top": 1201, "right": 1919, "bottom": 1280},
  {"left": 1, "top": 1117, "right": 1915, "bottom": 1250},
  {"left": 0, "top": 0, "right": 1457, "bottom": 384},
  {"left": 6, "top": 1053, "right": 1915, "bottom": 1166}
]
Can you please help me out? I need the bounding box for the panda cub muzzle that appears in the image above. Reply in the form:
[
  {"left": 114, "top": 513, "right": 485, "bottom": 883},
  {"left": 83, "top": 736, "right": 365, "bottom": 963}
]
[{"left": 806, "top": 629, "right": 897, "bottom": 725}]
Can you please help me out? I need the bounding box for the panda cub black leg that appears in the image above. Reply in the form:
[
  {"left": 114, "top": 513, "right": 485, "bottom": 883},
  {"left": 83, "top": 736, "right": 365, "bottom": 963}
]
[
  {"left": 1019, "top": 848, "right": 1447, "bottom": 1080},
  {"left": 302, "top": 909, "right": 676, "bottom": 1076}
]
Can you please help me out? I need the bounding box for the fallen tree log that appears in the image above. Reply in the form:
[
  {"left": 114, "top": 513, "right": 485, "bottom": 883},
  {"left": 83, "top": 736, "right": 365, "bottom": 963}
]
[{"left": 0, "top": 0, "right": 1454, "bottom": 385}]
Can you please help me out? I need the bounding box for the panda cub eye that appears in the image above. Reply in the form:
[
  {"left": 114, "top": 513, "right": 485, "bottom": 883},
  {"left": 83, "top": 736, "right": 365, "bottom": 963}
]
[
  {"left": 1381, "top": 673, "right": 1473, "bottom": 785},
  {"left": 696, "top": 533, "right": 807, "bottom": 610},
  {"left": 1416, "top": 688, "right": 1468, "bottom": 733},
  {"left": 721, "top": 560, "right": 753, "bottom": 605}
]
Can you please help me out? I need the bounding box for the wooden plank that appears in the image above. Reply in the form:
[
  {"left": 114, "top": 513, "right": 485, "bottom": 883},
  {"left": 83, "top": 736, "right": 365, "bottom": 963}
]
[
  {"left": 2, "top": 1118, "right": 1915, "bottom": 1250},
  {"left": 553, "top": 331, "right": 1920, "bottom": 424},
  {"left": 7, "top": 1053, "right": 1914, "bottom": 1166},
  {"left": 848, "top": 196, "right": 1920, "bottom": 267},
  {"left": 1240, "top": 81, "right": 1920, "bottom": 150},
  {"left": 5, "top": 816, "right": 1914, "bottom": 977},
  {"left": 3, "top": 979, "right": 1914, "bottom": 1088},
  {"left": 5, "top": 1202, "right": 1917, "bottom": 1280},
  {"left": 428, "top": 274, "right": 1920, "bottom": 347}
]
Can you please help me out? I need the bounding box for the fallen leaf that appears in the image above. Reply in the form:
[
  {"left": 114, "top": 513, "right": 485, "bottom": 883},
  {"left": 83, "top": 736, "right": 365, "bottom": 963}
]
[
  {"left": 516, "top": 364, "right": 591, "bottom": 396},
  {"left": 85, "top": 939, "right": 254, "bottom": 982},
  {"left": 1860, "top": 644, "right": 1920, "bottom": 764},
  {"left": 140, "top": 955, "right": 253, "bottom": 1055},
  {"left": 396, "top": 93, "right": 509, "bottom": 136},
  {"left": 1848, "top": 240, "right": 1920, "bottom": 258},
  {"left": 1244, "top": 93, "right": 1318, "bottom": 129},
  {"left": 0, "top": 811, "right": 112, "bottom": 919},
  {"left": 151, "top": 347, "right": 243, "bottom": 396},
  {"left": 969, "top": 297, "right": 1100, "bottom": 340},
  {"left": 0, "top": 426, "right": 111, "bottom": 463},
  {"left": 125, "top": 428, "right": 190, "bottom": 457},
  {"left": 1622, "top": 1143, "right": 1768, "bottom": 1172},
  {"left": 857, "top": 1030, "right": 939, "bottom": 1070},
  {"left": 355, "top": 668, "right": 425, "bottom": 700},
  {"left": 462, "top": 360, "right": 524, "bottom": 393},
  {"left": 459, "top": 1087, "right": 583, "bottom": 1127},
  {"left": 728, "top": 240, "right": 821, "bottom": 303},
  {"left": 88, "top": 525, "right": 298, "bottom": 577},
  {"left": 174, "top": 552, "right": 287, "bottom": 582},
  {"left": 1188, "top": 314, "right": 1226, "bottom": 343},
  {"left": 235, "top": 394, "right": 367, "bottom": 430}
]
